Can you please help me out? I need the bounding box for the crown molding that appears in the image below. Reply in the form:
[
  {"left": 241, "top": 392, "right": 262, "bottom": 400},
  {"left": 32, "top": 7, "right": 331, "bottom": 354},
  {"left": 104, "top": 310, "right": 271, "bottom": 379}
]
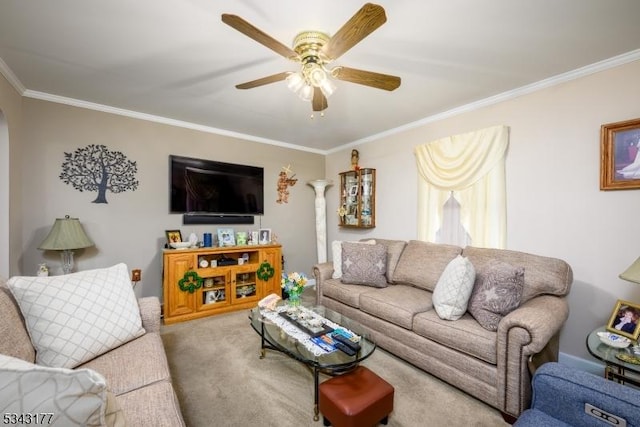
[
  {"left": 0, "top": 57, "right": 26, "bottom": 95},
  {"left": 22, "top": 90, "right": 326, "bottom": 154},
  {"left": 4, "top": 48, "right": 639, "bottom": 156},
  {"left": 329, "top": 49, "right": 640, "bottom": 154}
]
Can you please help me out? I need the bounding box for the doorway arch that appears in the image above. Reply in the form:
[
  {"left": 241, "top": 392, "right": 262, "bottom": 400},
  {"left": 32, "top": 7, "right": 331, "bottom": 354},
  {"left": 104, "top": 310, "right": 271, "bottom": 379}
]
[{"left": 0, "top": 109, "right": 8, "bottom": 278}]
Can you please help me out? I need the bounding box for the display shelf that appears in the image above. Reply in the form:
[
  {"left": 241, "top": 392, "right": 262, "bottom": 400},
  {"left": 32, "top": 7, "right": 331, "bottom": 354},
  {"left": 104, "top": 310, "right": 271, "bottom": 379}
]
[
  {"left": 162, "top": 244, "right": 281, "bottom": 324},
  {"left": 338, "top": 168, "right": 376, "bottom": 228}
]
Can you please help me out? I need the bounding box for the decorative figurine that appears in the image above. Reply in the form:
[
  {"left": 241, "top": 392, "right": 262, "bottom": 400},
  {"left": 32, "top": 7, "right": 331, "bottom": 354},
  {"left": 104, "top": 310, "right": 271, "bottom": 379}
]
[
  {"left": 351, "top": 149, "right": 360, "bottom": 170},
  {"left": 276, "top": 164, "right": 298, "bottom": 204},
  {"left": 37, "top": 263, "right": 49, "bottom": 277}
]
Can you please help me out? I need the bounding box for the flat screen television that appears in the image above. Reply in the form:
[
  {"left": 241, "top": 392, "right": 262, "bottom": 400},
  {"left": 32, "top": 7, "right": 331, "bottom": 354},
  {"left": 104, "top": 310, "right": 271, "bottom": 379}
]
[{"left": 169, "top": 155, "right": 264, "bottom": 216}]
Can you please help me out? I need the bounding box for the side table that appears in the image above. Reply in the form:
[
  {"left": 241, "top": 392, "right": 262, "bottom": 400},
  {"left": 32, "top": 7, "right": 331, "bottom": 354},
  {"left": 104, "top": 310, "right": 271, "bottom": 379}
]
[{"left": 586, "top": 326, "right": 640, "bottom": 388}]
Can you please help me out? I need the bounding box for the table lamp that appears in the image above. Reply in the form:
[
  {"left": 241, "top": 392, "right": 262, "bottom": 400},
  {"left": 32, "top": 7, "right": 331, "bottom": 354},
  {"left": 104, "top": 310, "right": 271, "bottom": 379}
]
[
  {"left": 620, "top": 257, "right": 640, "bottom": 284},
  {"left": 38, "top": 215, "right": 94, "bottom": 274}
]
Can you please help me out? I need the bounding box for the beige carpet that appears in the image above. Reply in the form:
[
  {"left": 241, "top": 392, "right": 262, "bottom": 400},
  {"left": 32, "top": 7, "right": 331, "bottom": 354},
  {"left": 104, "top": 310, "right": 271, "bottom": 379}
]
[{"left": 161, "top": 298, "right": 509, "bottom": 427}]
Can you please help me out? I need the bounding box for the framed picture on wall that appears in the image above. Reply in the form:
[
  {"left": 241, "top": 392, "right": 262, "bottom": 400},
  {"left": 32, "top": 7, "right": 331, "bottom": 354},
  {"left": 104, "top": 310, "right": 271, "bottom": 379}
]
[
  {"left": 600, "top": 118, "right": 640, "bottom": 190},
  {"left": 606, "top": 299, "right": 640, "bottom": 341}
]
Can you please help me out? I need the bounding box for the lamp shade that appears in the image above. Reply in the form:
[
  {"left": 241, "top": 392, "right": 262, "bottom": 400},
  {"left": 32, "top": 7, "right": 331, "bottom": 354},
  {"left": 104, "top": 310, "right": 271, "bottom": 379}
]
[
  {"left": 38, "top": 215, "right": 94, "bottom": 251},
  {"left": 619, "top": 256, "right": 640, "bottom": 284}
]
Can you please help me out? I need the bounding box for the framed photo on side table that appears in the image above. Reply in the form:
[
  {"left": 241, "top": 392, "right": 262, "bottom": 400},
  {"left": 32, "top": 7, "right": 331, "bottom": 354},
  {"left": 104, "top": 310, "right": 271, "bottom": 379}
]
[
  {"left": 606, "top": 299, "right": 640, "bottom": 341},
  {"left": 600, "top": 118, "right": 640, "bottom": 190}
]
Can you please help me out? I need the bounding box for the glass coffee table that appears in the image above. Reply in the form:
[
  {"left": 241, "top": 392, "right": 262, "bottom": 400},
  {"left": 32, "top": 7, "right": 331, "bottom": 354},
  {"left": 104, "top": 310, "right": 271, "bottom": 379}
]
[
  {"left": 586, "top": 326, "right": 640, "bottom": 388},
  {"left": 249, "top": 304, "right": 376, "bottom": 421}
]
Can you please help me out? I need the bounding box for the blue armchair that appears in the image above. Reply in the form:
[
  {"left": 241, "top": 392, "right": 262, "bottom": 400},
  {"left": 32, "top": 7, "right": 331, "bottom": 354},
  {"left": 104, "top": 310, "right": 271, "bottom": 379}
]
[{"left": 515, "top": 362, "right": 640, "bottom": 426}]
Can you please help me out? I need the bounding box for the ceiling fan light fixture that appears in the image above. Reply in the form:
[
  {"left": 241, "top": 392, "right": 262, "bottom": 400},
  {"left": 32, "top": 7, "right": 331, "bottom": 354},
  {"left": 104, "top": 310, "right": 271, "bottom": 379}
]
[
  {"left": 293, "top": 31, "right": 330, "bottom": 59},
  {"left": 286, "top": 72, "right": 304, "bottom": 92},
  {"left": 223, "top": 5, "right": 399, "bottom": 113},
  {"left": 306, "top": 62, "right": 327, "bottom": 87},
  {"left": 319, "top": 78, "right": 337, "bottom": 97},
  {"left": 298, "top": 84, "right": 314, "bottom": 102}
]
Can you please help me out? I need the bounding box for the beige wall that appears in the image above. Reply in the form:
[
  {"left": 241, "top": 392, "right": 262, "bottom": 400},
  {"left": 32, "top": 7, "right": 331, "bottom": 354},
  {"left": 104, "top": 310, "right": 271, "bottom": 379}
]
[
  {"left": 0, "top": 71, "right": 23, "bottom": 278},
  {"left": 14, "top": 98, "right": 324, "bottom": 297},
  {"left": 325, "top": 59, "right": 640, "bottom": 361},
  {"left": 3, "top": 59, "right": 640, "bottom": 363}
]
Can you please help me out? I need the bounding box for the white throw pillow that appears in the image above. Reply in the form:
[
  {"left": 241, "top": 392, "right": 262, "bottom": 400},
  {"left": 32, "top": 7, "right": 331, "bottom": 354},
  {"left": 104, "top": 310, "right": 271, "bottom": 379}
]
[
  {"left": 0, "top": 354, "right": 107, "bottom": 426},
  {"left": 432, "top": 255, "right": 476, "bottom": 320},
  {"left": 331, "top": 240, "right": 376, "bottom": 279},
  {"left": 7, "top": 263, "right": 145, "bottom": 368}
]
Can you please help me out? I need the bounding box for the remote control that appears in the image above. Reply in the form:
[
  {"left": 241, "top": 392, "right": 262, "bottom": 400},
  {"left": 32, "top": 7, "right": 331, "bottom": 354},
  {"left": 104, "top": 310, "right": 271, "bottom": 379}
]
[
  {"left": 333, "top": 328, "right": 354, "bottom": 339},
  {"left": 332, "top": 333, "right": 361, "bottom": 352},
  {"left": 334, "top": 341, "right": 357, "bottom": 356}
]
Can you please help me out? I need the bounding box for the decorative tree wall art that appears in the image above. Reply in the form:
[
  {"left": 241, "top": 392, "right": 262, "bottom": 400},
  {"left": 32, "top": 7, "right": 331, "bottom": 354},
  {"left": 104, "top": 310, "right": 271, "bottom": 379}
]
[{"left": 59, "top": 144, "right": 139, "bottom": 204}]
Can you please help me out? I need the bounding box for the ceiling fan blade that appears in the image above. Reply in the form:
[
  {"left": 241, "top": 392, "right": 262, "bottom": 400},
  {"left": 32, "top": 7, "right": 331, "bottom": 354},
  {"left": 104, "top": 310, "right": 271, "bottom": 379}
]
[
  {"left": 235, "top": 72, "right": 290, "bottom": 89},
  {"left": 333, "top": 66, "right": 400, "bottom": 91},
  {"left": 312, "top": 87, "right": 328, "bottom": 111},
  {"left": 321, "top": 3, "right": 387, "bottom": 61},
  {"left": 222, "top": 14, "right": 299, "bottom": 60}
]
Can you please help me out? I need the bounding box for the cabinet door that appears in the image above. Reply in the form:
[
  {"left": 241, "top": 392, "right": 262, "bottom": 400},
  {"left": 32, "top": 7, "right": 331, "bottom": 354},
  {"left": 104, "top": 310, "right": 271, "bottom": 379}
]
[
  {"left": 359, "top": 168, "right": 375, "bottom": 227},
  {"left": 231, "top": 265, "right": 260, "bottom": 303},
  {"left": 339, "top": 168, "right": 375, "bottom": 228},
  {"left": 198, "top": 268, "right": 231, "bottom": 311},
  {"left": 339, "top": 171, "right": 359, "bottom": 226},
  {"left": 260, "top": 247, "right": 282, "bottom": 296},
  {"left": 165, "top": 253, "right": 196, "bottom": 319}
]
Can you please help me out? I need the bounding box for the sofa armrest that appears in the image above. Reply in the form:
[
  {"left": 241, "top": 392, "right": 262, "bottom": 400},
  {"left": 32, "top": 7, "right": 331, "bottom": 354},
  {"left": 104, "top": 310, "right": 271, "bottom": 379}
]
[
  {"left": 313, "top": 262, "right": 334, "bottom": 303},
  {"left": 313, "top": 262, "right": 333, "bottom": 281},
  {"left": 496, "top": 295, "right": 569, "bottom": 417},
  {"left": 499, "top": 295, "right": 569, "bottom": 356},
  {"left": 138, "top": 296, "right": 161, "bottom": 333},
  {"left": 514, "top": 362, "right": 640, "bottom": 426}
]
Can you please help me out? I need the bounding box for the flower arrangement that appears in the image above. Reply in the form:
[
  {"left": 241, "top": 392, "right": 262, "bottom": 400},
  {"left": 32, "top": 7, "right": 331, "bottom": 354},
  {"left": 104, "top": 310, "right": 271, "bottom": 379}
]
[
  {"left": 281, "top": 272, "right": 307, "bottom": 306},
  {"left": 281, "top": 272, "right": 307, "bottom": 294}
]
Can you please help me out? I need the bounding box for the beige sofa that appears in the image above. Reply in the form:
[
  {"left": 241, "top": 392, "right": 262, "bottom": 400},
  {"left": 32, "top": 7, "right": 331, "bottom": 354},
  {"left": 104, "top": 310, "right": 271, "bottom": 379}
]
[
  {"left": 0, "top": 280, "right": 185, "bottom": 427},
  {"left": 313, "top": 239, "right": 573, "bottom": 420}
]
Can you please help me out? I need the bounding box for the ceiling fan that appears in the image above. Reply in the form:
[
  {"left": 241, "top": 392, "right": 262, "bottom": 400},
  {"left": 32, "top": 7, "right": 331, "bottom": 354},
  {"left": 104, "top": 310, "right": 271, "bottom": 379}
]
[{"left": 221, "top": 3, "right": 401, "bottom": 112}]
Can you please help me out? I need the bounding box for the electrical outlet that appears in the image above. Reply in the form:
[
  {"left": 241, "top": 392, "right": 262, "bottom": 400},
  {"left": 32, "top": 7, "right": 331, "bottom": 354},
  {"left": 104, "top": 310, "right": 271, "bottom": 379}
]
[{"left": 132, "top": 269, "right": 142, "bottom": 282}]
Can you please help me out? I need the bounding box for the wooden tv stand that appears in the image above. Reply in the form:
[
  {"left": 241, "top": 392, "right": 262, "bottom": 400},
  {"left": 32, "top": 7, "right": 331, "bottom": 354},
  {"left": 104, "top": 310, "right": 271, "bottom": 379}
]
[{"left": 162, "top": 244, "right": 282, "bottom": 324}]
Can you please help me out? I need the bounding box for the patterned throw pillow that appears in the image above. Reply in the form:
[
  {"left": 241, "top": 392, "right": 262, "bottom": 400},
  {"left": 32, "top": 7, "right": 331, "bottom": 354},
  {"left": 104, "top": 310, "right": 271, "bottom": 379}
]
[
  {"left": 468, "top": 260, "right": 525, "bottom": 331},
  {"left": 432, "top": 255, "right": 476, "bottom": 320},
  {"left": 0, "top": 354, "right": 107, "bottom": 426},
  {"left": 331, "top": 240, "right": 376, "bottom": 279},
  {"left": 340, "top": 242, "right": 387, "bottom": 287},
  {"left": 7, "top": 263, "right": 145, "bottom": 368}
]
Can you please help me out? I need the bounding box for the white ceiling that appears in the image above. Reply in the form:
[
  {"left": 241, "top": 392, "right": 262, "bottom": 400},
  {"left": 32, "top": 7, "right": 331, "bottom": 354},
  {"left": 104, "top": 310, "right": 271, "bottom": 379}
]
[{"left": 1, "top": 0, "right": 639, "bottom": 152}]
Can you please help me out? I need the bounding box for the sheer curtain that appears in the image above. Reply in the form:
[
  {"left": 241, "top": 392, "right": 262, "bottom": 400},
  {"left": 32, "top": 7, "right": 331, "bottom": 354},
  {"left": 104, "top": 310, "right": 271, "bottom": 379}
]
[
  {"left": 414, "top": 125, "right": 509, "bottom": 249},
  {"left": 435, "top": 194, "right": 472, "bottom": 247}
]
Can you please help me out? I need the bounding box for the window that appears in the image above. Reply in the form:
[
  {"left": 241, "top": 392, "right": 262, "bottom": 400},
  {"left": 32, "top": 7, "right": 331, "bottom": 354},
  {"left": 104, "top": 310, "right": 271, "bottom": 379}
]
[
  {"left": 435, "top": 193, "right": 472, "bottom": 246},
  {"left": 414, "top": 125, "right": 508, "bottom": 248}
]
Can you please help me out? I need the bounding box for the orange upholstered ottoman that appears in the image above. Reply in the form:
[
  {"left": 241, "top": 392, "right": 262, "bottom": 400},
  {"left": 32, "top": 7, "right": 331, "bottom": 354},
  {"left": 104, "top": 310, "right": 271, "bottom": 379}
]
[{"left": 318, "top": 366, "right": 394, "bottom": 427}]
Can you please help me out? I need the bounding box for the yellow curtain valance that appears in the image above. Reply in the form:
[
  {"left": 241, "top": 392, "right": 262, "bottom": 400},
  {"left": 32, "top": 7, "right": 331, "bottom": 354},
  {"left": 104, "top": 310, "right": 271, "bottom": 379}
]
[
  {"left": 415, "top": 125, "right": 508, "bottom": 190},
  {"left": 414, "top": 125, "right": 509, "bottom": 248}
]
